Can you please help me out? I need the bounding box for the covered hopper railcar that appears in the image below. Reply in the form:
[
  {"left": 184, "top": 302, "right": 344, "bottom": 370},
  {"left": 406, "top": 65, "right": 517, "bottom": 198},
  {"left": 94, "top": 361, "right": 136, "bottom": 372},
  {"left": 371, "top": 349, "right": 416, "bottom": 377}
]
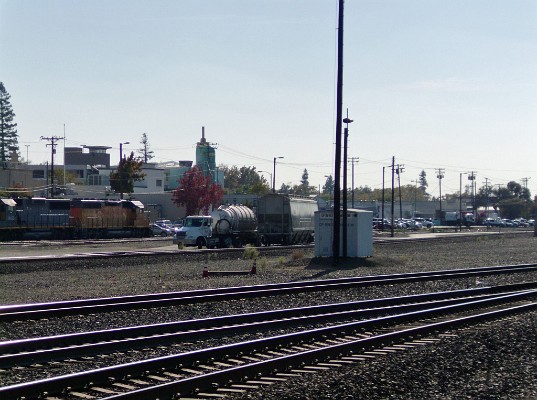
[{"left": 256, "top": 193, "right": 317, "bottom": 246}]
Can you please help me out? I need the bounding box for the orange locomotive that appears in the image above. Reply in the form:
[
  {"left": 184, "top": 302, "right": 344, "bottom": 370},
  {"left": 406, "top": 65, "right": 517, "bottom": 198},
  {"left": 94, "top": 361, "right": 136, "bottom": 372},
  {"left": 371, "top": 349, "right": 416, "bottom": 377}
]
[{"left": 0, "top": 198, "right": 151, "bottom": 240}]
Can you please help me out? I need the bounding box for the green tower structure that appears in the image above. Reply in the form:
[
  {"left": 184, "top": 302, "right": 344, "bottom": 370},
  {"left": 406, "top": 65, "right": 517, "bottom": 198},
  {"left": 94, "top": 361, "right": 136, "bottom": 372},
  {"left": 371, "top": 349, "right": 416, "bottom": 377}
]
[{"left": 196, "top": 127, "right": 218, "bottom": 184}]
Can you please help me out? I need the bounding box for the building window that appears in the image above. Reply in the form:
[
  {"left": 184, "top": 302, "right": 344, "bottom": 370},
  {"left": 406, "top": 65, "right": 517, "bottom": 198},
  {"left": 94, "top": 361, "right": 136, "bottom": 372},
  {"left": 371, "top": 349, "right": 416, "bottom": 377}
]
[
  {"left": 32, "top": 170, "right": 45, "bottom": 179},
  {"left": 156, "top": 179, "right": 162, "bottom": 187}
]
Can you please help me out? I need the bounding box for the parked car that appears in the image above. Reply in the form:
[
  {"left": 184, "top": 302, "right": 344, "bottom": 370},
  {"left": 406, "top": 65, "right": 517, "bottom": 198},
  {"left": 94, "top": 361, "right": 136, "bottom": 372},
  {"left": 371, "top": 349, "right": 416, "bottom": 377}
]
[
  {"left": 413, "top": 217, "right": 433, "bottom": 228},
  {"left": 151, "top": 223, "right": 173, "bottom": 236},
  {"left": 154, "top": 219, "right": 182, "bottom": 234},
  {"left": 501, "top": 219, "right": 515, "bottom": 227}
]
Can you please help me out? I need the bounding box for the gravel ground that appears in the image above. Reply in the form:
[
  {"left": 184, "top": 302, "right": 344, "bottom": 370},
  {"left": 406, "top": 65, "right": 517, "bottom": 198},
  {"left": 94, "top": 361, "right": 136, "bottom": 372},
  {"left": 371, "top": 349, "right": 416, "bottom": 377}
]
[{"left": 1, "top": 232, "right": 537, "bottom": 399}]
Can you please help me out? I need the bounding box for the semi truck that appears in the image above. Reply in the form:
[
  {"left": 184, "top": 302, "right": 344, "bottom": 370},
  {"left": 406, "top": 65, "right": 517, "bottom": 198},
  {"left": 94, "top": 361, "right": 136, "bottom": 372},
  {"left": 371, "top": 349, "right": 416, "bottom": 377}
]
[
  {"left": 435, "top": 210, "right": 475, "bottom": 226},
  {"left": 173, "top": 194, "right": 318, "bottom": 249},
  {"left": 173, "top": 205, "right": 259, "bottom": 249}
]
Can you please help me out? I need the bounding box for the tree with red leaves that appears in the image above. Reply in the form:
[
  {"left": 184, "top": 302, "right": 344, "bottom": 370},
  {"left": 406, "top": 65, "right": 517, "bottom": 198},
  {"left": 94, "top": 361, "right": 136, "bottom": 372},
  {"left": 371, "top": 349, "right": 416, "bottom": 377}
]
[{"left": 172, "top": 165, "right": 224, "bottom": 216}]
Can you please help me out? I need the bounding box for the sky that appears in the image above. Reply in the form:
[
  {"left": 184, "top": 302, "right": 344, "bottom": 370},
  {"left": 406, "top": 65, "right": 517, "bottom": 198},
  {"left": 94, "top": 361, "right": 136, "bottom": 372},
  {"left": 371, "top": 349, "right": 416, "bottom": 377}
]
[{"left": 1, "top": 0, "right": 536, "bottom": 198}]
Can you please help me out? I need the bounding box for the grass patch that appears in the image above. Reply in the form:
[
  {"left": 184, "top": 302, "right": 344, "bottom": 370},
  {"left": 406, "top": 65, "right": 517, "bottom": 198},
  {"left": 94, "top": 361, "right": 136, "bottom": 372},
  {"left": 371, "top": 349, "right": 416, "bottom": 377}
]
[
  {"left": 291, "top": 249, "right": 305, "bottom": 260},
  {"left": 242, "top": 245, "right": 260, "bottom": 260}
]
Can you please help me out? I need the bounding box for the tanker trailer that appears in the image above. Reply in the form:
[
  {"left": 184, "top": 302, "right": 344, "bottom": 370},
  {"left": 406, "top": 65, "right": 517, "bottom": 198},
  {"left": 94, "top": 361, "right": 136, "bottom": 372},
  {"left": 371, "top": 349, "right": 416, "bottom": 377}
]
[
  {"left": 256, "top": 194, "right": 317, "bottom": 245},
  {"left": 173, "top": 205, "right": 258, "bottom": 249}
]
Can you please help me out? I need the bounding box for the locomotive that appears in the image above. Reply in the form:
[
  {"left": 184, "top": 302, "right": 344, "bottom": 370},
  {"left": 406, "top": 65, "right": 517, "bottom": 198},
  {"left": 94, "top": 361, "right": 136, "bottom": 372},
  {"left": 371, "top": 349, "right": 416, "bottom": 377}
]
[{"left": 0, "top": 197, "right": 151, "bottom": 241}]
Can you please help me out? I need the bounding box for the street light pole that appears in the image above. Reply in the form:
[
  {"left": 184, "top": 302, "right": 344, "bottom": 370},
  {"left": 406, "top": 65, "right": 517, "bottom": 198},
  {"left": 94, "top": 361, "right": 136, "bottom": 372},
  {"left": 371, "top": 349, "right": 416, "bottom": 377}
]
[
  {"left": 273, "top": 156, "right": 283, "bottom": 193},
  {"left": 459, "top": 173, "right": 463, "bottom": 232},
  {"left": 342, "top": 111, "right": 353, "bottom": 258}
]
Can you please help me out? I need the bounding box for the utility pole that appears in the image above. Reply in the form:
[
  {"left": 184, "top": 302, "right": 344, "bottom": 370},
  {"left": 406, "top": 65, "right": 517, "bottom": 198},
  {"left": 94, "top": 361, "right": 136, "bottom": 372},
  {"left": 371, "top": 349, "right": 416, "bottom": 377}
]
[
  {"left": 332, "top": 0, "right": 344, "bottom": 263},
  {"left": 396, "top": 164, "right": 405, "bottom": 219},
  {"left": 40, "top": 136, "right": 63, "bottom": 198},
  {"left": 483, "top": 177, "right": 491, "bottom": 216},
  {"left": 521, "top": 177, "right": 530, "bottom": 190},
  {"left": 468, "top": 171, "right": 477, "bottom": 219},
  {"left": 350, "top": 157, "right": 359, "bottom": 208},
  {"left": 342, "top": 110, "right": 353, "bottom": 259},
  {"left": 381, "top": 166, "right": 385, "bottom": 232},
  {"left": 435, "top": 168, "right": 445, "bottom": 212},
  {"left": 391, "top": 157, "right": 395, "bottom": 237}
]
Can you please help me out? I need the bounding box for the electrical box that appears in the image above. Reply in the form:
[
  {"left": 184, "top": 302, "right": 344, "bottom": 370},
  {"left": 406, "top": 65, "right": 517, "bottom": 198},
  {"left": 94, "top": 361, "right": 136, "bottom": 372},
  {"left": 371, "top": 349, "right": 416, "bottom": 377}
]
[{"left": 314, "top": 209, "right": 373, "bottom": 257}]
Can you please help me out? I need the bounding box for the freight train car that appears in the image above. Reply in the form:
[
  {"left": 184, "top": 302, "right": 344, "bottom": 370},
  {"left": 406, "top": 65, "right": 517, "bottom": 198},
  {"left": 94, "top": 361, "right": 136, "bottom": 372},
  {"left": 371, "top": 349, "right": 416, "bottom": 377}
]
[
  {"left": 256, "top": 193, "right": 317, "bottom": 245},
  {"left": 0, "top": 198, "right": 151, "bottom": 240},
  {"left": 70, "top": 199, "right": 151, "bottom": 238}
]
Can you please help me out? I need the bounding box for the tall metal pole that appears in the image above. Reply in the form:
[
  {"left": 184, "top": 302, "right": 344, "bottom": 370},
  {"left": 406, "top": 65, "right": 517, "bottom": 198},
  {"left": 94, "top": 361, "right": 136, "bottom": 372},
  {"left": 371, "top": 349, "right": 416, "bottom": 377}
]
[
  {"left": 436, "top": 168, "right": 445, "bottom": 212},
  {"left": 350, "top": 157, "right": 358, "bottom": 208},
  {"left": 381, "top": 166, "right": 385, "bottom": 232},
  {"left": 459, "top": 173, "right": 463, "bottom": 232},
  {"left": 273, "top": 157, "right": 276, "bottom": 193},
  {"left": 63, "top": 124, "right": 66, "bottom": 189},
  {"left": 342, "top": 111, "right": 353, "bottom": 258},
  {"left": 391, "top": 157, "right": 395, "bottom": 237},
  {"left": 396, "top": 164, "right": 404, "bottom": 219},
  {"left": 41, "top": 136, "right": 62, "bottom": 198},
  {"left": 273, "top": 157, "right": 283, "bottom": 193},
  {"left": 333, "top": 0, "right": 344, "bottom": 262}
]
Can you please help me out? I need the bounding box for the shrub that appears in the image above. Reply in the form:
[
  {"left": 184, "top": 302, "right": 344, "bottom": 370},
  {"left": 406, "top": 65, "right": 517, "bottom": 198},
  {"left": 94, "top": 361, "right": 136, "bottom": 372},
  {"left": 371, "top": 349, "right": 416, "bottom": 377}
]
[
  {"left": 291, "top": 249, "right": 305, "bottom": 260},
  {"left": 243, "top": 245, "right": 260, "bottom": 260}
]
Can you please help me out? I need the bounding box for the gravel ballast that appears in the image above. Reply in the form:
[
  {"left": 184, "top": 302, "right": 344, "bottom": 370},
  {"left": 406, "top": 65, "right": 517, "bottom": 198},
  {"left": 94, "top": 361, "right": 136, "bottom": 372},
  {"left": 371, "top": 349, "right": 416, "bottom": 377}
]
[{"left": 1, "top": 232, "right": 536, "bottom": 399}]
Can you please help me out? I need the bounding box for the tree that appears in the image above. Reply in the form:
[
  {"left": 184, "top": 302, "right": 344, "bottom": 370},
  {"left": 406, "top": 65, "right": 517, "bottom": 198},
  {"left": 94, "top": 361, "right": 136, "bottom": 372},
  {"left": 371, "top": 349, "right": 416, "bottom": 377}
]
[
  {"left": 322, "top": 175, "right": 334, "bottom": 195},
  {"left": 279, "top": 182, "right": 291, "bottom": 194},
  {"left": 0, "top": 82, "right": 19, "bottom": 166},
  {"left": 497, "top": 198, "right": 528, "bottom": 219},
  {"left": 172, "top": 165, "right": 224, "bottom": 215},
  {"left": 137, "top": 133, "right": 154, "bottom": 163},
  {"left": 109, "top": 151, "right": 145, "bottom": 197},
  {"left": 418, "top": 170, "right": 428, "bottom": 194},
  {"left": 219, "top": 165, "right": 269, "bottom": 195},
  {"left": 296, "top": 168, "right": 315, "bottom": 195}
]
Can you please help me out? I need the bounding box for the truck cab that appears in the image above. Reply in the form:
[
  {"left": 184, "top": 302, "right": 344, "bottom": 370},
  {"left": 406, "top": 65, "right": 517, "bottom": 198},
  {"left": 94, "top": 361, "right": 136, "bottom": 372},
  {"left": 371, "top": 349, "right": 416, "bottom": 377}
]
[{"left": 173, "top": 216, "right": 213, "bottom": 248}]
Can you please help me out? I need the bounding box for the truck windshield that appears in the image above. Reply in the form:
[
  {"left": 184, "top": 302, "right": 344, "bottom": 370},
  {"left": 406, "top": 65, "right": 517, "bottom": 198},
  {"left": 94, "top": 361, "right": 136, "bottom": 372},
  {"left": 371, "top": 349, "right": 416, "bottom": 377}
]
[{"left": 185, "top": 218, "right": 206, "bottom": 227}]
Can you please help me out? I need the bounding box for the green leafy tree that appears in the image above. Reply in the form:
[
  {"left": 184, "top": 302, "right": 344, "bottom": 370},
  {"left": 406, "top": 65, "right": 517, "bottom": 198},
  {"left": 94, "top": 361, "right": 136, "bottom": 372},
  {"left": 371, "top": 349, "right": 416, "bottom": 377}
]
[
  {"left": 219, "top": 165, "right": 269, "bottom": 194},
  {"left": 497, "top": 198, "right": 528, "bottom": 219},
  {"left": 137, "top": 133, "right": 154, "bottom": 163},
  {"left": 54, "top": 169, "right": 78, "bottom": 186},
  {"left": 109, "top": 151, "right": 145, "bottom": 197},
  {"left": 0, "top": 82, "right": 19, "bottom": 166},
  {"left": 172, "top": 165, "right": 224, "bottom": 215}
]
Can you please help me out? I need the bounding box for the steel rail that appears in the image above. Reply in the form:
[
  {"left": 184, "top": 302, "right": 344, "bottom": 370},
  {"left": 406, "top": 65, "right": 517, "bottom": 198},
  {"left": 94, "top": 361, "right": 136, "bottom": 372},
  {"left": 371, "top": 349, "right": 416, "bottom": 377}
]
[
  {"left": 2, "top": 290, "right": 536, "bottom": 400},
  {"left": 3, "top": 284, "right": 536, "bottom": 368},
  {"left": 103, "top": 300, "right": 537, "bottom": 400},
  {"left": 2, "top": 263, "right": 537, "bottom": 322}
]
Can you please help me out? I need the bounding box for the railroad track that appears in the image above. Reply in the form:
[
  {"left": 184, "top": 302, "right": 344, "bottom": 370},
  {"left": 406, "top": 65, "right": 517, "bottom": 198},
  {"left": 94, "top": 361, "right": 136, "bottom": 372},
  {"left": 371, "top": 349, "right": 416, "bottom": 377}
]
[
  {"left": 2, "top": 282, "right": 536, "bottom": 369},
  {"left": 2, "top": 263, "right": 537, "bottom": 321},
  {"left": 2, "top": 287, "right": 536, "bottom": 400},
  {"left": 0, "top": 230, "right": 531, "bottom": 264}
]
